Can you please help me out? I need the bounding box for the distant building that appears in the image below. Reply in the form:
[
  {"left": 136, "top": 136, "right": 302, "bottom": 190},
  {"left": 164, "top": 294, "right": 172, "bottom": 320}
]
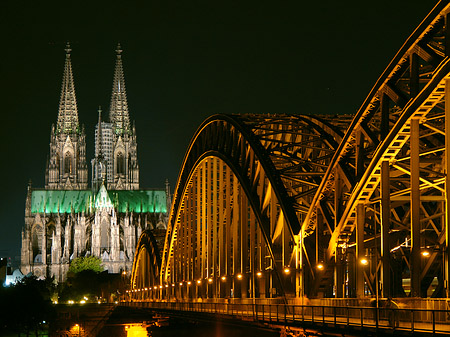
[
  {"left": 1, "top": 257, "right": 24, "bottom": 286},
  {"left": 21, "top": 44, "right": 170, "bottom": 282}
]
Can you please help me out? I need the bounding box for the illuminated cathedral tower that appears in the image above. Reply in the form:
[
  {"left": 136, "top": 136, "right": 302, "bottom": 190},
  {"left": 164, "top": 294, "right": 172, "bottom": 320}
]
[
  {"left": 108, "top": 44, "right": 139, "bottom": 190},
  {"left": 21, "top": 44, "right": 169, "bottom": 282},
  {"left": 45, "top": 43, "right": 88, "bottom": 190},
  {"left": 92, "top": 44, "right": 139, "bottom": 190}
]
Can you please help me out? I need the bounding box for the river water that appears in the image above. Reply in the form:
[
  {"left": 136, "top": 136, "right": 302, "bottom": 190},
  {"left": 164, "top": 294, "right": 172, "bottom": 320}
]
[{"left": 98, "top": 307, "right": 280, "bottom": 337}]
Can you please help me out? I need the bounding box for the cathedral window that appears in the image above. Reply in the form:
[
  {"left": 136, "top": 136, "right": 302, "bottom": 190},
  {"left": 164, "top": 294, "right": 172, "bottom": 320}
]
[
  {"left": 117, "top": 152, "right": 125, "bottom": 175},
  {"left": 31, "top": 224, "right": 43, "bottom": 263},
  {"left": 64, "top": 151, "right": 72, "bottom": 175},
  {"left": 100, "top": 218, "right": 110, "bottom": 251}
]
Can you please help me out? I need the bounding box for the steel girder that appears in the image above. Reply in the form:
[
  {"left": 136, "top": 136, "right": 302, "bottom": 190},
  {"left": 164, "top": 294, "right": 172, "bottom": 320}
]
[
  {"left": 159, "top": 114, "right": 348, "bottom": 299},
  {"left": 302, "top": 1, "right": 450, "bottom": 298}
]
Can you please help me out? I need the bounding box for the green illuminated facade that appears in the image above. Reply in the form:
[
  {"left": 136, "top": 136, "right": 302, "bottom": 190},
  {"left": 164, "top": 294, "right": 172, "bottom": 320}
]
[
  {"left": 30, "top": 189, "right": 167, "bottom": 214},
  {"left": 21, "top": 44, "right": 170, "bottom": 282}
]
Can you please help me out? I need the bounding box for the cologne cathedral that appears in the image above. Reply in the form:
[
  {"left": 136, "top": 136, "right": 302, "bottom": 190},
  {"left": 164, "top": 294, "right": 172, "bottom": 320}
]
[{"left": 20, "top": 44, "right": 170, "bottom": 282}]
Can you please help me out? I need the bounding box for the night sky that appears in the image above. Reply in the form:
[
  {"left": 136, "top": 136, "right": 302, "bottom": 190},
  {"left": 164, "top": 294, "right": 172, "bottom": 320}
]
[{"left": 0, "top": 1, "right": 439, "bottom": 265}]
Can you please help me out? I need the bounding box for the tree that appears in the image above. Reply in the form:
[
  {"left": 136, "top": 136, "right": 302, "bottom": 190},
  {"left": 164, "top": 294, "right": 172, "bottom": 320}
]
[
  {"left": 0, "top": 275, "right": 56, "bottom": 336},
  {"left": 59, "top": 256, "right": 105, "bottom": 302},
  {"left": 68, "top": 256, "right": 104, "bottom": 274}
]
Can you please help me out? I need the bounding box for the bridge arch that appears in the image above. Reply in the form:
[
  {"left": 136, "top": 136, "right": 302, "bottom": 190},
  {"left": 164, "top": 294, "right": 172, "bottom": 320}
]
[
  {"left": 301, "top": 1, "right": 450, "bottom": 299},
  {"left": 130, "top": 1, "right": 450, "bottom": 302},
  {"left": 130, "top": 230, "right": 161, "bottom": 299},
  {"left": 156, "top": 114, "right": 347, "bottom": 300}
]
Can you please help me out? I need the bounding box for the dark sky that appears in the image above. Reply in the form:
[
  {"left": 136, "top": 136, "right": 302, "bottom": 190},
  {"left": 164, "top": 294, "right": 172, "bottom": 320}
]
[{"left": 0, "top": 1, "right": 439, "bottom": 263}]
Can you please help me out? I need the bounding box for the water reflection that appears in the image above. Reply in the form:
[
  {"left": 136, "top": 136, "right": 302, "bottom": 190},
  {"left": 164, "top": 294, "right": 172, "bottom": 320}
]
[{"left": 125, "top": 323, "right": 151, "bottom": 337}]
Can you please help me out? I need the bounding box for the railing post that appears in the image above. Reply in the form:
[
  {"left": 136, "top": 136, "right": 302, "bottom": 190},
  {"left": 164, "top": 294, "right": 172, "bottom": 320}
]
[
  {"left": 334, "top": 306, "right": 336, "bottom": 327},
  {"left": 411, "top": 310, "right": 414, "bottom": 332},
  {"left": 322, "top": 306, "right": 325, "bottom": 325},
  {"left": 360, "top": 308, "right": 363, "bottom": 328},
  {"left": 375, "top": 307, "right": 379, "bottom": 331},
  {"left": 432, "top": 310, "right": 435, "bottom": 335},
  {"left": 262, "top": 304, "right": 264, "bottom": 321},
  {"left": 284, "top": 304, "right": 287, "bottom": 325},
  {"left": 346, "top": 307, "right": 349, "bottom": 327},
  {"left": 292, "top": 305, "right": 295, "bottom": 323},
  {"left": 312, "top": 305, "right": 314, "bottom": 324}
]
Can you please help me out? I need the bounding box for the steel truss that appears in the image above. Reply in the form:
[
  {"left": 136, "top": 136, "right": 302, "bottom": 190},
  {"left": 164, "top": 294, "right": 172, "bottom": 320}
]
[
  {"left": 303, "top": 1, "right": 450, "bottom": 299},
  {"left": 131, "top": 1, "right": 450, "bottom": 300}
]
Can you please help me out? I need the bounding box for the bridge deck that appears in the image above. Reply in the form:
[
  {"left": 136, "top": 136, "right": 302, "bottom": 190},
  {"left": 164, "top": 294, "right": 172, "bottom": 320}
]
[{"left": 122, "top": 301, "right": 450, "bottom": 336}]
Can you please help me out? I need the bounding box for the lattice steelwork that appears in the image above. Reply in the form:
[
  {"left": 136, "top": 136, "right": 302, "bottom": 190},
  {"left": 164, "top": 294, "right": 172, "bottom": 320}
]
[{"left": 131, "top": 1, "right": 450, "bottom": 301}]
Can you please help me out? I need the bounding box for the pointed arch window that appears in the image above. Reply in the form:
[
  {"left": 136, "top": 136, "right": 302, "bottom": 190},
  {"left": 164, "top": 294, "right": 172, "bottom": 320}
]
[
  {"left": 117, "top": 152, "right": 125, "bottom": 175},
  {"left": 31, "top": 225, "right": 43, "bottom": 263},
  {"left": 64, "top": 151, "right": 72, "bottom": 175}
]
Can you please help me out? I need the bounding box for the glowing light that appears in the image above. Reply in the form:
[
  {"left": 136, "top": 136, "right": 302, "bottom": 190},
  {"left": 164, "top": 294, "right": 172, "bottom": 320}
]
[
  {"left": 172, "top": 284, "right": 175, "bottom": 287},
  {"left": 317, "top": 263, "right": 324, "bottom": 270},
  {"left": 98, "top": 301, "right": 101, "bottom": 304},
  {"left": 208, "top": 278, "right": 213, "bottom": 283},
  {"left": 165, "top": 284, "right": 169, "bottom": 288},
  {"left": 256, "top": 271, "right": 262, "bottom": 278},
  {"left": 125, "top": 324, "right": 148, "bottom": 337},
  {"left": 144, "top": 288, "right": 148, "bottom": 291},
  {"left": 68, "top": 300, "right": 74, "bottom": 304},
  {"left": 360, "top": 258, "right": 369, "bottom": 266},
  {"left": 80, "top": 300, "right": 86, "bottom": 304},
  {"left": 197, "top": 280, "right": 201, "bottom": 285},
  {"left": 187, "top": 281, "right": 192, "bottom": 285},
  {"left": 283, "top": 267, "right": 290, "bottom": 274},
  {"left": 236, "top": 273, "right": 243, "bottom": 280},
  {"left": 221, "top": 276, "right": 227, "bottom": 281},
  {"left": 422, "top": 250, "right": 431, "bottom": 257},
  {"left": 179, "top": 282, "right": 183, "bottom": 286},
  {"left": 159, "top": 285, "right": 163, "bottom": 289}
]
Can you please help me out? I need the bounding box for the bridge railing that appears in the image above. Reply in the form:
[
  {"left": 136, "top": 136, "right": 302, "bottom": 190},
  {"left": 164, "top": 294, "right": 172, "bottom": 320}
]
[{"left": 123, "top": 300, "right": 450, "bottom": 335}]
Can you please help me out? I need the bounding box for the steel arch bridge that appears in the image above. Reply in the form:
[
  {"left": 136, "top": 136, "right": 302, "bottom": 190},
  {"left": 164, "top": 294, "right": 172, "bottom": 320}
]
[{"left": 130, "top": 1, "right": 450, "bottom": 302}]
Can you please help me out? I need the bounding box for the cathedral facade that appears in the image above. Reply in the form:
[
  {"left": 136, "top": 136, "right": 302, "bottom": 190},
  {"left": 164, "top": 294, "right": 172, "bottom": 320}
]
[{"left": 20, "top": 44, "right": 170, "bottom": 282}]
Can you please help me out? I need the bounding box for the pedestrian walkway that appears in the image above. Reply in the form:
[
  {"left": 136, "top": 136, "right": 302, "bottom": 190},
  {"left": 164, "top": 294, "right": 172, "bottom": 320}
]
[{"left": 123, "top": 300, "right": 450, "bottom": 336}]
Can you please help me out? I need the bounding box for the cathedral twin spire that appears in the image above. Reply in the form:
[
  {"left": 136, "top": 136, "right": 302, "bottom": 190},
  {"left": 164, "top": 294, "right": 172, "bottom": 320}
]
[
  {"left": 56, "top": 43, "right": 79, "bottom": 134},
  {"left": 109, "top": 43, "right": 131, "bottom": 136},
  {"left": 47, "top": 42, "right": 138, "bottom": 191}
]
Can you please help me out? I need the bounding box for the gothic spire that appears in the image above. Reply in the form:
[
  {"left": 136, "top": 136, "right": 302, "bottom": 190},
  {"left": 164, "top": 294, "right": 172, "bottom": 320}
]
[
  {"left": 109, "top": 43, "right": 130, "bottom": 135},
  {"left": 56, "top": 42, "right": 79, "bottom": 134}
]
